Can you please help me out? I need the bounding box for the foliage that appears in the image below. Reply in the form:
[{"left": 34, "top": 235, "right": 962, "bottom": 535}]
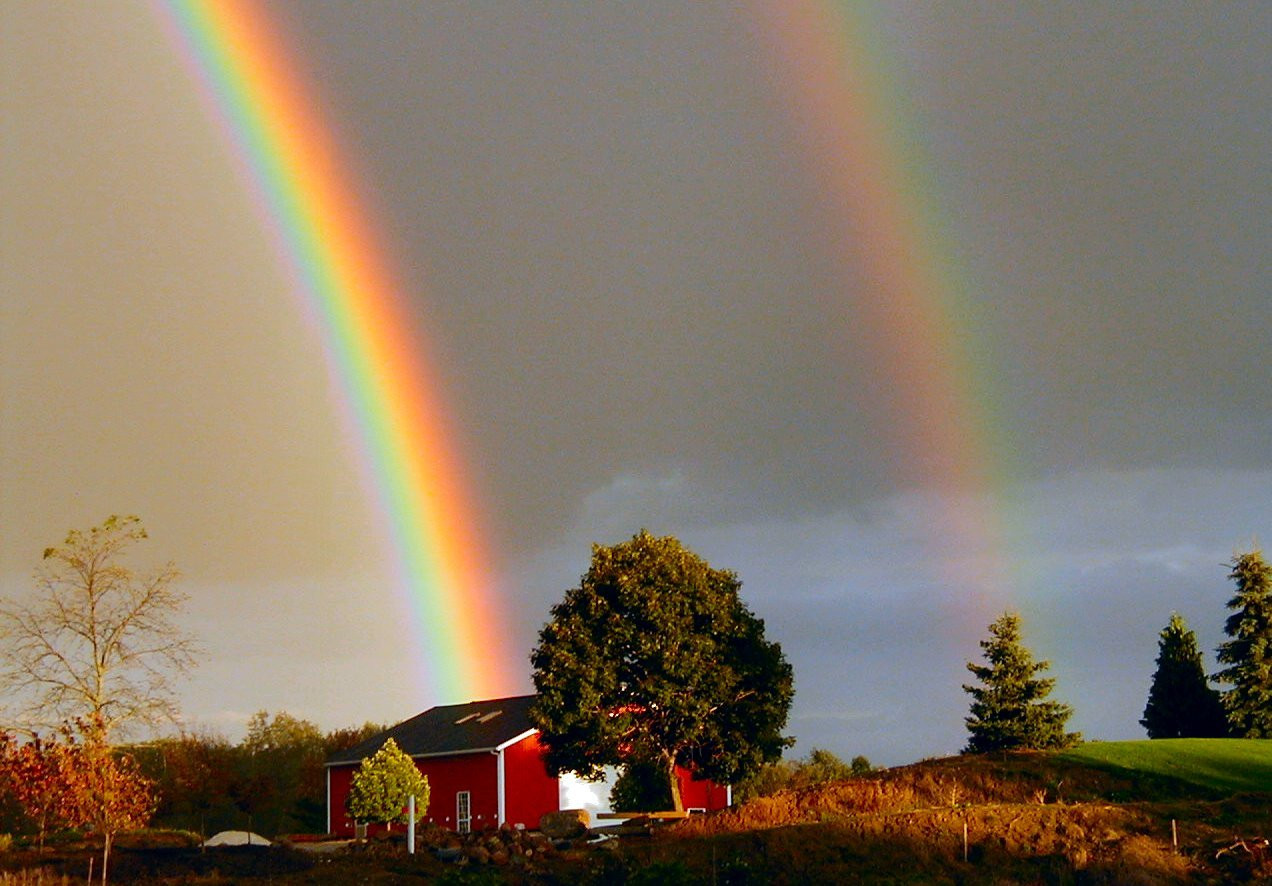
[
  {"left": 0, "top": 724, "right": 155, "bottom": 883},
  {"left": 0, "top": 732, "right": 73, "bottom": 850},
  {"left": 236, "top": 711, "right": 327, "bottom": 835},
  {"left": 129, "top": 715, "right": 388, "bottom": 839},
  {"left": 800, "top": 748, "right": 852, "bottom": 784},
  {"left": 1214, "top": 550, "right": 1272, "bottom": 737},
  {"left": 730, "top": 759, "right": 796, "bottom": 802},
  {"left": 1140, "top": 612, "right": 1229, "bottom": 738},
  {"left": 346, "top": 738, "right": 429, "bottom": 827},
  {"left": 156, "top": 733, "right": 235, "bottom": 841},
  {"left": 58, "top": 728, "right": 157, "bottom": 884},
  {"left": 0, "top": 516, "right": 200, "bottom": 739},
  {"left": 963, "top": 612, "right": 1079, "bottom": 753},
  {"left": 731, "top": 748, "right": 858, "bottom": 802},
  {"left": 530, "top": 531, "right": 793, "bottom": 811}
]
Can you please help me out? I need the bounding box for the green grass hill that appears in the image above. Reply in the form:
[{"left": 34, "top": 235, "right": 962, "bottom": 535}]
[{"left": 1058, "top": 737, "right": 1272, "bottom": 795}]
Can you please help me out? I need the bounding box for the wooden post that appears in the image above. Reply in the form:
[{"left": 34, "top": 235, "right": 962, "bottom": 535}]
[
  {"left": 963, "top": 821, "right": 969, "bottom": 863},
  {"left": 1171, "top": 819, "right": 1177, "bottom": 852}
]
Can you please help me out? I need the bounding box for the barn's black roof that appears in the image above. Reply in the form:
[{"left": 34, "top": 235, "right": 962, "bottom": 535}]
[{"left": 326, "top": 694, "right": 538, "bottom": 766}]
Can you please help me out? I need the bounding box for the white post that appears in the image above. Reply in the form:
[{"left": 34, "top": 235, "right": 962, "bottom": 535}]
[{"left": 407, "top": 795, "right": 416, "bottom": 854}]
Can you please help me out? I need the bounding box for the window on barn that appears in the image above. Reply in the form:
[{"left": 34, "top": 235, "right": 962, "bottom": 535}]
[{"left": 456, "top": 791, "right": 471, "bottom": 834}]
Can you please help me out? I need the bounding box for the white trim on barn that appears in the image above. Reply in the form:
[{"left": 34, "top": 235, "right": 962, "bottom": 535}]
[
  {"left": 496, "top": 747, "right": 506, "bottom": 826},
  {"left": 494, "top": 728, "right": 537, "bottom": 752}
]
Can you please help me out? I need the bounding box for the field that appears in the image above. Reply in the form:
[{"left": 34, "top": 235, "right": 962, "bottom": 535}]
[
  {"left": 1, "top": 739, "right": 1269, "bottom": 884},
  {"left": 1058, "top": 738, "right": 1272, "bottom": 795}
]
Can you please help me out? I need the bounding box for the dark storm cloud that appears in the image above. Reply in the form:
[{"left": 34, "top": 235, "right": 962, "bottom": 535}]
[{"left": 262, "top": 2, "right": 1272, "bottom": 556}]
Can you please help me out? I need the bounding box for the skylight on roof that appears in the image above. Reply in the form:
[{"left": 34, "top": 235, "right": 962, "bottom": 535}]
[
  {"left": 476, "top": 710, "right": 502, "bottom": 723},
  {"left": 455, "top": 713, "right": 480, "bottom": 724}
]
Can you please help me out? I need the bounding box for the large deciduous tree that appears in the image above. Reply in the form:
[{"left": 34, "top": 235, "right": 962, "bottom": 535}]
[
  {"left": 1215, "top": 550, "right": 1272, "bottom": 737},
  {"left": 963, "top": 612, "right": 1079, "bottom": 753},
  {"left": 346, "top": 738, "right": 429, "bottom": 829},
  {"left": 1141, "top": 613, "right": 1229, "bottom": 738},
  {"left": 0, "top": 516, "right": 200, "bottom": 739},
  {"left": 529, "top": 531, "right": 794, "bottom": 811}
]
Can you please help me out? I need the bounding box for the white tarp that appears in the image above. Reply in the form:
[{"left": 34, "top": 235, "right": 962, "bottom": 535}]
[{"left": 203, "top": 830, "right": 272, "bottom": 847}]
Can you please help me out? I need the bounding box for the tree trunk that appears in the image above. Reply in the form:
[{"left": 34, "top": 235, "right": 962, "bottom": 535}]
[
  {"left": 101, "top": 832, "right": 111, "bottom": 885},
  {"left": 664, "top": 754, "right": 684, "bottom": 812}
]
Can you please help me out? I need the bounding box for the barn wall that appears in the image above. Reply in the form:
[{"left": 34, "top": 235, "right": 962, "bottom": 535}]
[
  {"left": 327, "top": 764, "right": 357, "bottom": 836},
  {"left": 327, "top": 752, "right": 500, "bottom": 836},
  {"left": 418, "top": 752, "right": 500, "bottom": 831},
  {"left": 676, "top": 766, "right": 730, "bottom": 811},
  {"left": 501, "top": 733, "right": 559, "bottom": 828}
]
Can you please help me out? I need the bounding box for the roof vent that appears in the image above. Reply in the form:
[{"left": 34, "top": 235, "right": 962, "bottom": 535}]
[{"left": 476, "top": 710, "right": 503, "bottom": 723}]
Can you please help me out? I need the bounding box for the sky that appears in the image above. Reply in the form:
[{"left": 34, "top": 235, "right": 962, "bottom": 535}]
[{"left": 1, "top": 2, "right": 1268, "bottom": 766}]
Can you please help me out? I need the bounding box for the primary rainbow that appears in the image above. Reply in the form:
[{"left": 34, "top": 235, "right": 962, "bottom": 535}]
[
  {"left": 154, "top": 0, "right": 517, "bottom": 702},
  {"left": 746, "top": 1, "right": 1020, "bottom": 607}
]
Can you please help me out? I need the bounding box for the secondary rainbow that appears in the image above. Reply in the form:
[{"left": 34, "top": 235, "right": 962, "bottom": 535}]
[
  {"left": 154, "top": 0, "right": 516, "bottom": 701},
  {"left": 746, "top": 1, "right": 1022, "bottom": 609}
]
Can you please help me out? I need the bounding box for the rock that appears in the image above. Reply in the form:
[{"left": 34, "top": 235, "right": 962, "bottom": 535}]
[{"left": 540, "top": 808, "right": 591, "bottom": 839}]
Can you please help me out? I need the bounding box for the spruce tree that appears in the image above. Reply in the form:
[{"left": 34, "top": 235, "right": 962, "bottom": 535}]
[
  {"left": 1140, "top": 613, "right": 1229, "bottom": 738},
  {"left": 1215, "top": 550, "right": 1272, "bottom": 737},
  {"left": 963, "top": 612, "right": 1079, "bottom": 753}
]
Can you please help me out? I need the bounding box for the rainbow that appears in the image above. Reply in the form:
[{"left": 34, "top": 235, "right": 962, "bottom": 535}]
[
  {"left": 153, "top": 0, "right": 517, "bottom": 702},
  {"left": 745, "top": 1, "right": 1020, "bottom": 606}
]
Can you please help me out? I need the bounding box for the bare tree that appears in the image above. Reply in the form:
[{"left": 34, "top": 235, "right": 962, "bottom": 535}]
[{"left": 0, "top": 516, "right": 200, "bottom": 739}]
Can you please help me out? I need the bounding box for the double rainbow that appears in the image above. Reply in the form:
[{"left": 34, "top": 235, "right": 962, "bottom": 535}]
[
  {"left": 155, "top": 0, "right": 516, "bottom": 702},
  {"left": 157, "top": 0, "right": 1018, "bottom": 701}
]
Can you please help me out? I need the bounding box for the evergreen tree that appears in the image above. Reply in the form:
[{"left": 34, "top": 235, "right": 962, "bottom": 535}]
[
  {"left": 1215, "top": 550, "right": 1272, "bottom": 737},
  {"left": 963, "top": 612, "right": 1079, "bottom": 753},
  {"left": 1140, "top": 613, "right": 1228, "bottom": 738},
  {"left": 346, "top": 738, "right": 429, "bottom": 828}
]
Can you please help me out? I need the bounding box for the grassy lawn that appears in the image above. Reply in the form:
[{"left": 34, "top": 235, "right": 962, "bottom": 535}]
[{"left": 1057, "top": 738, "right": 1272, "bottom": 794}]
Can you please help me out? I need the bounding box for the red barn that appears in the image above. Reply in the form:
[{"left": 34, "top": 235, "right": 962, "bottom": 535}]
[{"left": 325, "top": 694, "right": 730, "bottom": 835}]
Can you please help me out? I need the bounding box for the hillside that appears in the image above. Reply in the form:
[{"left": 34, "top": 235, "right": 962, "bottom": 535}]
[
  {"left": 1059, "top": 738, "right": 1272, "bottom": 795},
  {"left": 1, "top": 740, "right": 1268, "bottom": 883},
  {"left": 658, "top": 739, "right": 1272, "bottom": 884}
]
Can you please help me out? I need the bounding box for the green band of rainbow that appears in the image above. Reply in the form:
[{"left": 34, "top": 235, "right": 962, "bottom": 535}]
[{"left": 155, "top": 0, "right": 516, "bottom": 702}]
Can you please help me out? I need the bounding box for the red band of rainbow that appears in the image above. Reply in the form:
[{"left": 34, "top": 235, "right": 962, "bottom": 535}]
[{"left": 155, "top": 0, "right": 517, "bottom": 702}]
